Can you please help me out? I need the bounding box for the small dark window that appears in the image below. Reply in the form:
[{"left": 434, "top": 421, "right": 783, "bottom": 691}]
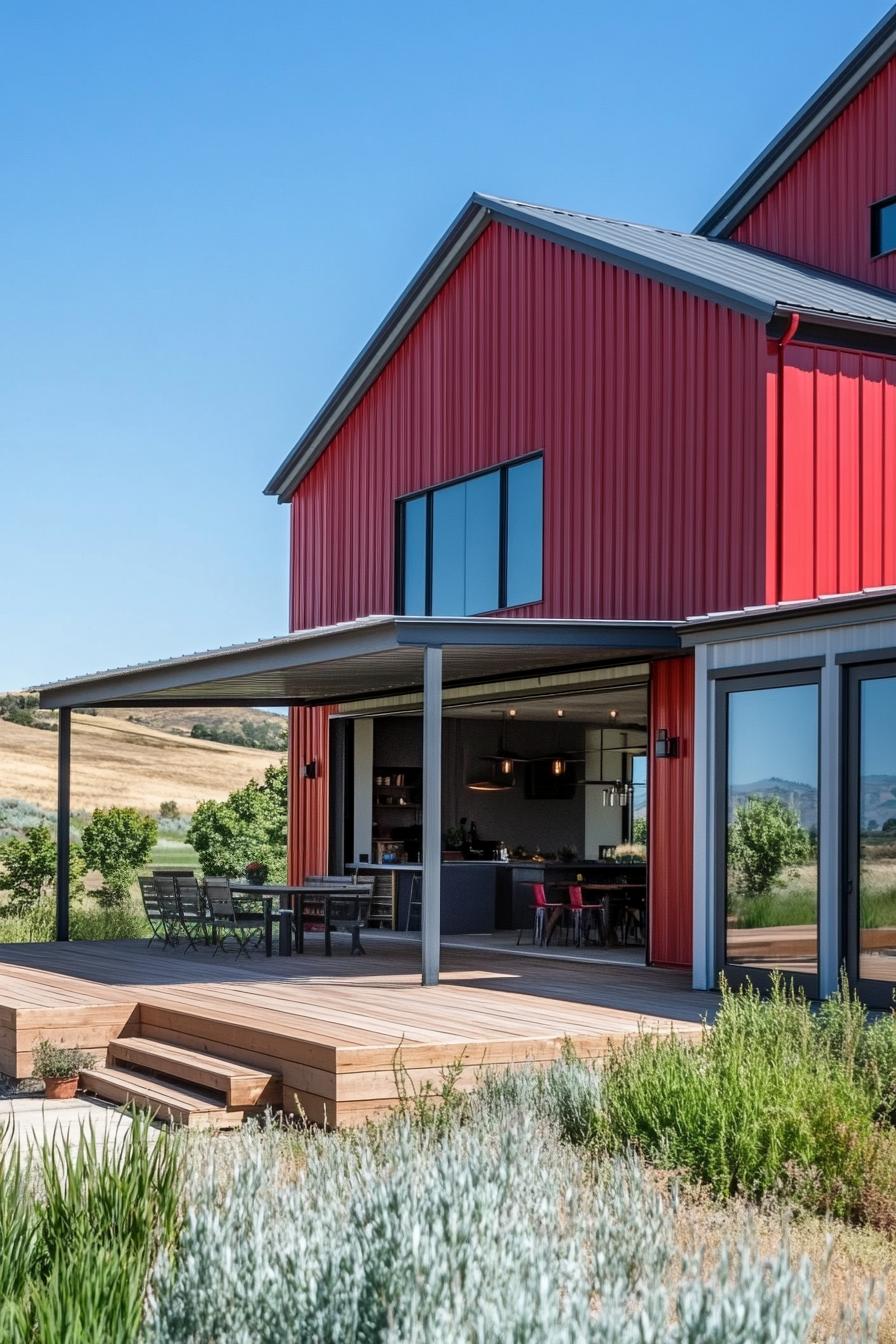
[
  {"left": 397, "top": 455, "right": 543, "bottom": 616},
  {"left": 871, "top": 196, "right": 896, "bottom": 258}
]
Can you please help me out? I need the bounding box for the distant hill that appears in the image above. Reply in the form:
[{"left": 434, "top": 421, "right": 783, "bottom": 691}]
[
  {"left": 729, "top": 777, "right": 819, "bottom": 832},
  {"left": 94, "top": 706, "right": 288, "bottom": 751},
  {"left": 0, "top": 713, "right": 284, "bottom": 814}
]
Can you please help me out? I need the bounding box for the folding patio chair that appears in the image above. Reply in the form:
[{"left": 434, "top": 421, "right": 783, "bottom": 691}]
[
  {"left": 138, "top": 875, "right": 171, "bottom": 948},
  {"left": 151, "top": 875, "right": 183, "bottom": 947},
  {"left": 327, "top": 885, "right": 373, "bottom": 955},
  {"left": 204, "top": 877, "right": 266, "bottom": 958},
  {"left": 173, "top": 873, "right": 208, "bottom": 951}
]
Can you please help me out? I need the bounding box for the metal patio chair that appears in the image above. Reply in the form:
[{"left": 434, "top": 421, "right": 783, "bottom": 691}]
[
  {"left": 151, "top": 875, "right": 183, "bottom": 947},
  {"left": 138, "top": 875, "right": 171, "bottom": 949},
  {"left": 326, "top": 885, "right": 373, "bottom": 955},
  {"left": 204, "top": 876, "right": 265, "bottom": 957},
  {"left": 173, "top": 873, "right": 209, "bottom": 951}
]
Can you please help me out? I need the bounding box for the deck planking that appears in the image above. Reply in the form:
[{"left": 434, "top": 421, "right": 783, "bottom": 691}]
[{"left": 0, "top": 938, "right": 714, "bottom": 1125}]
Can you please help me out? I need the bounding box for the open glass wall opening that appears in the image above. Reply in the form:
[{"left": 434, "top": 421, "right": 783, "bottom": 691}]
[
  {"left": 719, "top": 674, "right": 819, "bottom": 990},
  {"left": 338, "top": 677, "right": 649, "bottom": 964}
]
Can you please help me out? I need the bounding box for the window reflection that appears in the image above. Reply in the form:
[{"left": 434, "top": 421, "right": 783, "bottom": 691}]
[
  {"left": 724, "top": 682, "right": 818, "bottom": 974},
  {"left": 506, "top": 457, "right": 543, "bottom": 607},
  {"left": 858, "top": 677, "right": 896, "bottom": 983},
  {"left": 402, "top": 494, "right": 427, "bottom": 616}
]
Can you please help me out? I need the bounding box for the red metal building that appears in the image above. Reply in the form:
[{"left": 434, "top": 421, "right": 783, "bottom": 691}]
[{"left": 267, "top": 11, "right": 896, "bottom": 971}]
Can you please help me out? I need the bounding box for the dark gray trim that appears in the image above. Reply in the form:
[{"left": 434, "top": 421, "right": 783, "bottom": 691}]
[
  {"left": 871, "top": 192, "right": 896, "bottom": 259},
  {"left": 836, "top": 646, "right": 896, "bottom": 665},
  {"left": 56, "top": 708, "right": 71, "bottom": 942},
  {"left": 713, "top": 668, "right": 822, "bottom": 997},
  {"left": 708, "top": 655, "right": 826, "bottom": 679},
  {"left": 790, "top": 321, "right": 896, "bottom": 358},
  {"left": 696, "top": 8, "right": 896, "bottom": 238}
]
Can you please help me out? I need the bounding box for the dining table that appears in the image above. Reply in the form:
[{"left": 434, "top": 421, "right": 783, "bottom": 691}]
[
  {"left": 229, "top": 883, "right": 368, "bottom": 957},
  {"left": 580, "top": 881, "right": 646, "bottom": 947}
]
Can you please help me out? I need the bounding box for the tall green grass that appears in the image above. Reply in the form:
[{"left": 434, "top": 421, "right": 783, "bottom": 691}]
[
  {"left": 595, "top": 974, "right": 896, "bottom": 1223},
  {"left": 0, "top": 1115, "right": 181, "bottom": 1343}
]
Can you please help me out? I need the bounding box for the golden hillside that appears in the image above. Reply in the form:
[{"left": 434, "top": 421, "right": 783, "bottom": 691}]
[{"left": 0, "top": 714, "right": 284, "bottom": 813}]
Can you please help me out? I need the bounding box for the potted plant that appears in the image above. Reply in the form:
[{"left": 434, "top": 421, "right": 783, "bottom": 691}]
[
  {"left": 244, "top": 860, "right": 269, "bottom": 886},
  {"left": 32, "top": 1039, "right": 95, "bottom": 1100}
]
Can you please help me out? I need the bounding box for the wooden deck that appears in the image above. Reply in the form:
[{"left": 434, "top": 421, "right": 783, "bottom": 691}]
[{"left": 0, "top": 938, "right": 714, "bottom": 1126}]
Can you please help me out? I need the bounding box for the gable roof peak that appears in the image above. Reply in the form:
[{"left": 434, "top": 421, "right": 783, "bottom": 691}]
[{"left": 696, "top": 6, "right": 896, "bottom": 237}]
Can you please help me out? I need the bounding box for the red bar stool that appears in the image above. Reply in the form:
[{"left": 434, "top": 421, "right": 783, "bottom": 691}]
[
  {"left": 517, "top": 882, "right": 565, "bottom": 946},
  {"left": 566, "top": 884, "right": 604, "bottom": 948}
]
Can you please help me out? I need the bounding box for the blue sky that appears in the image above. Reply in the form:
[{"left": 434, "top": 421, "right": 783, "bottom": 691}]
[{"left": 0, "top": 0, "right": 886, "bottom": 689}]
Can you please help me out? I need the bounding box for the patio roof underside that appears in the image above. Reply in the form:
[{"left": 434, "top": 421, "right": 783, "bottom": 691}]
[{"left": 36, "top": 616, "right": 682, "bottom": 710}]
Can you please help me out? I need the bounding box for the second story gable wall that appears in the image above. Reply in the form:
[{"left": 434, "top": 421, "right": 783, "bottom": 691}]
[
  {"left": 733, "top": 58, "right": 896, "bottom": 290},
  {"left": 290, "top": 222, "right": 768, "bottom": 631}
]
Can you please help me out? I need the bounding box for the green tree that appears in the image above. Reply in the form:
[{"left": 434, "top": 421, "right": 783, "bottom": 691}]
[
  {"left": 727, "top": 795, "right": 812, "bottom": 902},
  {"left": 81, "top": 807, "right": 158, "bottom": 907},
  {"left": 632, "top": 817, "right": 648, "bottom": 846},
  {"left": 159, "top": 800, "right": 179, "bottom": 821},
  {"left": 0, "top": 825, "right": 85, "bottom": 916},
  {"left": 187, "top": 763, "right": 288, "bottom": 881}
]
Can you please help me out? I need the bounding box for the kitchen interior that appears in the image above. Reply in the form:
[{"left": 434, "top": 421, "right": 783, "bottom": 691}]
[{"left": 341, "top": 680, "right": 649, "bottom": 962}]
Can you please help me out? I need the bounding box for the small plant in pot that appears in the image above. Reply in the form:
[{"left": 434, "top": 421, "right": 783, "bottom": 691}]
[
  {"left": 32, "top": 1038, "right": 96, "bottom": 1100},
  {"left": 244, "top": 860, "right": 269, "bottom": 887}
]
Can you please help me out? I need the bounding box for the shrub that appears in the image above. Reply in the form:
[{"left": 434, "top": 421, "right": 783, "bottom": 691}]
[
  {"left": 187, "top": 763, "right": 287, "bottom": 881},
  {"left": 145, "top": 1113, "right": 832, "bottom": 1344},
  {"left": 158, "top": 800, "right": 179, "bottom": 821},
  {"left": 596, "top": 976, "right": 881, "bottom": 1220},
  {"left": 0, "top": 825, "right": 85, "bottom": 916},
  {"left": 32, "top": 1038, "right": 95, "bottom": 1078},
  {"left": 81, "top": 808, "right": 158, "bottom": 907}
]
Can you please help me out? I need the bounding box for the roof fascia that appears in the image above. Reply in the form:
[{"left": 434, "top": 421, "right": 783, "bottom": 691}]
[{"left": 696, "top": 8, "right": 896, "bottom": 238}]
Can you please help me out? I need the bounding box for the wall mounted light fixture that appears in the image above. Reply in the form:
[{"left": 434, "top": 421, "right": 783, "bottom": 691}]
[
  {"left": 654, "top": 729, "right": 679, "bottom": 759},
  {"left": 303, "top": 759, "right": 318, "bottom": 779}
]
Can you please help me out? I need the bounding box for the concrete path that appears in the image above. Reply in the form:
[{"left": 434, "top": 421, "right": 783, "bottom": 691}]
[{"left": 0, "top": 1096, "right": 154, "bottom": 1157}]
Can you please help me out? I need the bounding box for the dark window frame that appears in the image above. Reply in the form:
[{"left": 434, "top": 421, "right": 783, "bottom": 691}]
[
  {"left": 870, "top": 193, "right": 896, "bottom": 259},
  {"left": 714, "top": 667, "right": 822, "bottom": 996},
  {"left": 394, "top": 453, "right": 544, "bottom": 616},
  {"left": 844, "top": 659, "right": 896, "bottom": 1008}
]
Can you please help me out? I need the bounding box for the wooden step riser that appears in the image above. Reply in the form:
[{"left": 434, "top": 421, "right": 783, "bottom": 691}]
[
  {"left": 106, "top": 1039, "right": 279, "bottom": 1109},
  {"left": 79, "top": 1070, "right": 244, "bottom": 1130}
]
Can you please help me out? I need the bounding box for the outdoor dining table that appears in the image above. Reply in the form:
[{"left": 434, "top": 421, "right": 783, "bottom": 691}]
[{"left": 228, "top": 883, "right": 367, "bottom": 957}]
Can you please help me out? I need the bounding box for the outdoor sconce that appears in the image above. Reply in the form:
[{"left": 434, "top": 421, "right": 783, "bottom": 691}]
[
  {"left": 303, "top": 759, "right": 318, "bottom": 780},
  {"left": 654, "top": 729, "right": 679, "bottom": 759}
]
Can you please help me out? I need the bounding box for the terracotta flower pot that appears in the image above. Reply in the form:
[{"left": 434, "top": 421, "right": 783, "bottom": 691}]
[{"left": 43, "top": 1075, "right": 79, "bottom": 1101}]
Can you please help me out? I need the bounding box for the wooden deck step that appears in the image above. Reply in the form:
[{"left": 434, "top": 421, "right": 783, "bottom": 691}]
[
  {"left": 107, "top": 1036, "right": 280, "bottom": 1108},
  {"left": 79, "top": 1066, "right": 244, "bottom": 1129}
]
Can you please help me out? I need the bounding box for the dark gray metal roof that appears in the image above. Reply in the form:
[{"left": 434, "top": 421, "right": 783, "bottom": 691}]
[
  {"left": 697, "top": 7, "right": 896, "bottom": 238},
  {"left": 35, "top": 615, "right": 681, "bottom": 709},
  {"left": 266, "top": 191, "right": 896, "bottom": 501}
]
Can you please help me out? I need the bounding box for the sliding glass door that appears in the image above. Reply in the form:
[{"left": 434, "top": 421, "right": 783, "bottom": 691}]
[
  {"left": 846, "top": 664, "right": 896, "bottom": 1007},
  {"left": 716, "top": 672, "right": 820, "bottom": 993}
]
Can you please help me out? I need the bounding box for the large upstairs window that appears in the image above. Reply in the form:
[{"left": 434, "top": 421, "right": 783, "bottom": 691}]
[{"left": 398, "top": 455, "right": 543, "bottom": 616}]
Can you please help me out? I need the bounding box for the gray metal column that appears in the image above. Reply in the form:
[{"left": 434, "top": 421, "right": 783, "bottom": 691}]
[
  {"left": 56, "top": 707, "right": 71, "bottom": 942},
  {"left": 421, "top": 645, "right": 443, "bottom": 986}
]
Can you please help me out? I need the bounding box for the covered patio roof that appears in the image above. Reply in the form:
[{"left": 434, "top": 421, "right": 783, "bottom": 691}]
[
  {"left": 36, "top": 615, "right": 681, "bottom": 709},
  {"left": 37, "top": 614, "right": 681, "bottom": 985}
]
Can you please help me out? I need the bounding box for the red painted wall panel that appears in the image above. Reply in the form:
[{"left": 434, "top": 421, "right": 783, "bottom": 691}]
[
  {"left": 287, "top": 704, "right": 330, "bottom": 883},
  {"left": 732, "top": 58, "right": 896, "bottom": 290},
  {"left": 648, "top": 656, "right": 694, "bottom": 969},
  {"left": 778, "top": 342, "right": 896, "bottom": 602},
  {"left": 291, "top": 223, "right": 767, "bottom": 630}
]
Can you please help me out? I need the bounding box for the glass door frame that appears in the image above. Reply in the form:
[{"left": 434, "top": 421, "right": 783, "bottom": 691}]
[
  {"left": 844, "top": 659, "right": 896, "bottom": 1009},
  {"left": 714, "top": 667, "right": 822, "bottom": 997}
]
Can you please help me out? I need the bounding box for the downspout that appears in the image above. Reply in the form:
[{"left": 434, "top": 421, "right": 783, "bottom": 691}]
[{"left": 768, "top": 311, "right": 800, "bottom": 605}]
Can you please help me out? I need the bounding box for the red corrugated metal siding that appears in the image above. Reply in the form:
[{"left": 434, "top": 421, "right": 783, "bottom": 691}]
[
  {"left": 777, "top": 342, "right": 896, "bottom": 602},
  {"left": 287, "top": 704, "right": 330, "bottom": 883},
  {"left": 732, "top": 57, "right": 896, "bottom": 290},
  {"left": 648, "top": 656, "right": 694, "bottom": 969},
  {"left": 287, "top": 221, "right": 767, "bottom": 909},
  {"left": 290, "top": 222, "right": 767, "bottom": 629}
]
